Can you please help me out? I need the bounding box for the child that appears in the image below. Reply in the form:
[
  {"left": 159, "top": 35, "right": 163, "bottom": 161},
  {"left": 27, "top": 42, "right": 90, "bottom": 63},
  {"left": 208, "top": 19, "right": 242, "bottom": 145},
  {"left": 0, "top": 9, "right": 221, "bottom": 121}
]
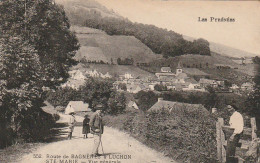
[
  {"left": 68, "top": 112, "right": 76, "bottom": 139},
  {"left": 82, "top": 115, "right": 90, "bottom": 139}
]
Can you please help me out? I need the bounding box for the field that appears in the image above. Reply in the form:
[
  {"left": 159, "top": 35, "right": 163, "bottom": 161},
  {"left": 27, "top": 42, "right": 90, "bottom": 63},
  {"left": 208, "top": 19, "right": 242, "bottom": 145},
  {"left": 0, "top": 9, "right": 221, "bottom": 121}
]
[{"left": 71, "top": 26, "right": 161, "bottom": 64}]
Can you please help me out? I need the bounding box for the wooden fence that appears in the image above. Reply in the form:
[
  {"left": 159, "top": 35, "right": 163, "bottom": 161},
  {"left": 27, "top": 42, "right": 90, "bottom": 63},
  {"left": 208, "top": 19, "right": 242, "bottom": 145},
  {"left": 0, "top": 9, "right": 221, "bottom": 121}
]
[{"left": 216, "top": 117, "right": 258, "bottom": 163}]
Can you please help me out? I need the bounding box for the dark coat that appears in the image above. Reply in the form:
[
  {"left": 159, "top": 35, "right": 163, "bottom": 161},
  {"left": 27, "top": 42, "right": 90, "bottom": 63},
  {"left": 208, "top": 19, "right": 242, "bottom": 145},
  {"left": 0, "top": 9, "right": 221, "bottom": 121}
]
[
  {"left": 89, "top": 112, "right": 104, "bottom": 134},
  {"left": 82, "top": 117, "right": 90, "bottom": 134}
]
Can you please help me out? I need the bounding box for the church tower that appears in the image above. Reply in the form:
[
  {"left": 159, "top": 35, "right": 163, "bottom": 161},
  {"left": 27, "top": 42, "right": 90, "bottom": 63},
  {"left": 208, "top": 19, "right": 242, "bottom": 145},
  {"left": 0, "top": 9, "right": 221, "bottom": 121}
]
[{"left": 176, "top": 62, "right": 183, "bottom": 75}]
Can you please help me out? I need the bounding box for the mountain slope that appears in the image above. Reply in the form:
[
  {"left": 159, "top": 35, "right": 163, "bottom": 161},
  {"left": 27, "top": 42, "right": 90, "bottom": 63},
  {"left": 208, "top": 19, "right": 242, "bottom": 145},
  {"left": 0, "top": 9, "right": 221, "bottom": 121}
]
[
  {"left": 56, "top": 0, "right": 123, "bottom": 26},
  {"left": 71, "top": 26, "right": 161, "bottom": 64}
]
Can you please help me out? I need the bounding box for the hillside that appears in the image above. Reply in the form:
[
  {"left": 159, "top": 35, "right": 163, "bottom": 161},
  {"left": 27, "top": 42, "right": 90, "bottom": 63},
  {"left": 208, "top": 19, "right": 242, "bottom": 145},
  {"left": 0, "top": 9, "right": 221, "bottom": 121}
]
[
  {"left": 56, "top": 0, "right": 123, "bottom": 25},
  {"left": 71, "top": 26, "right": 160, "bottom": 64}
]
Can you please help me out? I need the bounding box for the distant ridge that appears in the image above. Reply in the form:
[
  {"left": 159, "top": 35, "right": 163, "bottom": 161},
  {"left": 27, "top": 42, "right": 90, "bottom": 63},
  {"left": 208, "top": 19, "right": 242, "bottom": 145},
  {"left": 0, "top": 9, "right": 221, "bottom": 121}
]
[{"left": 183, "top": 35, "right": 258, "bottom": 58}]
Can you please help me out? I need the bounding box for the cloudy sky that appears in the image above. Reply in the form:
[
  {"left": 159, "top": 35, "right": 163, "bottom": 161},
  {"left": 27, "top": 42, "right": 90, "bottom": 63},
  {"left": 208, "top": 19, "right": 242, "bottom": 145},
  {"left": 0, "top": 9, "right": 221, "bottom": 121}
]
[{"left": 96, "top": 0, "right": 260, "bottom": 55}]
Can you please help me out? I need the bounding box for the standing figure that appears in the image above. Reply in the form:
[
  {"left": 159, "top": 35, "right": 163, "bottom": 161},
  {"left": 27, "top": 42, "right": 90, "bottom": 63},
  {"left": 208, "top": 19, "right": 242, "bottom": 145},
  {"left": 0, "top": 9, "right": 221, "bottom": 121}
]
[
  {"left": 82, "top": 115, "right": 90, "bottom": 139},
  {"left": 90, "top": 104, "right": 104, "bottom": 157},
  {"left": 68, "top": 112, "right": 76, "bottom": 140},
  {"left": 226, "top": 105, "right": 244, "bottom": 163}
]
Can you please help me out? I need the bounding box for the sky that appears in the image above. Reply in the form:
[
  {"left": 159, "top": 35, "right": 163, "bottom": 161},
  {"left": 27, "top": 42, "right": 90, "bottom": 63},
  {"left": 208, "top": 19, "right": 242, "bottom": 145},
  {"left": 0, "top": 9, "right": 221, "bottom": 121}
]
[{"left": 95, "top": 0, "right": 260, "bottom": 56}]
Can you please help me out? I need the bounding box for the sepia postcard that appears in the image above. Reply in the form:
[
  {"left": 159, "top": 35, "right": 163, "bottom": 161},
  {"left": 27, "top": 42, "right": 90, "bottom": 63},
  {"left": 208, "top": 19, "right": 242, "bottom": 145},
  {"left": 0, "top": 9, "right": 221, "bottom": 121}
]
[{"left": 0, "top": 0, "right": 259, "bottom": 163}]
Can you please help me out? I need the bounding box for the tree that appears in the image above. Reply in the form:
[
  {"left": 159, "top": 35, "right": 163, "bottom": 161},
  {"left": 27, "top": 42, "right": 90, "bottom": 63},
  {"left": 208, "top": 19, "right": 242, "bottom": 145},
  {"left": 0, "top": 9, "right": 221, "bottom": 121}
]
[
  {"left": 0, "top": 0, "right": 79, "bottom": 145},
  {"left": 154, "top": 84, "right": 167, "bottom": 91},
  {"left": 80, "top": 78, "right": 114, "bottom": 109},
  {"left": 107, "top": 91, "right": 126, "bottom": 114},
  {"left": 134, "top": 91, "right": 158, "bottom": 111},
  {"left": 0, "top": 0, "right": 79, "bottom": 89},
  {"left": 246, "top": 56, "right": 260, "bottom": 133},
  {"left": 204, "top": 86, "right": 219, "bottom": 110},
  {"left": 118, "top": 83, "right": 127, "bottom": 91}
]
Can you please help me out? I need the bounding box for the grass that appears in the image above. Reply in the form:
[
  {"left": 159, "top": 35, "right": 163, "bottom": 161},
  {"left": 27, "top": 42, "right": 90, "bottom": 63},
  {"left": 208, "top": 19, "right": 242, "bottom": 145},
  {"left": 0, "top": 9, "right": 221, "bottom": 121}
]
[
  {"left": 72, "top": 26, "right": 160, "bottom": 64},
  {"left": 0, "top": 143, "right": 44, "bottom": 163}
]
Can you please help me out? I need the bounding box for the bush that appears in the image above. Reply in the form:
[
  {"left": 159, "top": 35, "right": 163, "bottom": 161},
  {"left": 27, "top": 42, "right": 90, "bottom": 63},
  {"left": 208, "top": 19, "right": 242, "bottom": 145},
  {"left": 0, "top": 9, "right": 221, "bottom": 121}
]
[
  {"left": 0, "top": 125, "right": 14, "bottom": 149},
  {"left": 15, "top": 108, "right": 56, "bottom": 142},
  {"left": 104, "top": 108, "right": 217, "bottom": 162}
]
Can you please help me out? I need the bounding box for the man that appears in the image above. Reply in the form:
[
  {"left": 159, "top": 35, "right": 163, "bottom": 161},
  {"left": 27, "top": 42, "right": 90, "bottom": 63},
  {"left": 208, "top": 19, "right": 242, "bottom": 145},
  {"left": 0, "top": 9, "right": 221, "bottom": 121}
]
[
  {"left": 90, "top": 104, "right": 104, "bottom": 156},
  {"left": 226, "top": 105, "right": 244, "bottom": 163},
  {"left": 68, "top": 112, "right": 76, "bottom": 140}
]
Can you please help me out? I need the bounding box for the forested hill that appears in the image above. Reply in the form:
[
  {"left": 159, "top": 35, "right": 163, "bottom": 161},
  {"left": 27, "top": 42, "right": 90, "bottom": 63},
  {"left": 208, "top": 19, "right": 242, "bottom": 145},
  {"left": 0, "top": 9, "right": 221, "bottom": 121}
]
[{"left": 56, "top": 0, "right": 211, "bottom": 58}]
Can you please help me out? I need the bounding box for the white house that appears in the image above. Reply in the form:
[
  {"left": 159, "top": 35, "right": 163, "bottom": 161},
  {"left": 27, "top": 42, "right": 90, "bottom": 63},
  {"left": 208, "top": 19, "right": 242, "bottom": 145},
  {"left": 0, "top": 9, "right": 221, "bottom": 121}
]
[
  {"left": 241, "top": 82, "right": 254, "bottom": 91},
  {"left": 65, "top": 101, "right": 90, "bottom": 115},
  {"left": 124, "top": 73, "right": 134, "bottom": 79},
  {"left": 230, "top": 84, "right": 239, "bottom": 90},
  {"left": 161, "top": 67, "right": 172, "bottom": 73},
  {"left": 69, "top": 70, "right": 86, "bottom": 80},
  {"left": 128, "top": 101, "right": 139, "bottom": 110}
]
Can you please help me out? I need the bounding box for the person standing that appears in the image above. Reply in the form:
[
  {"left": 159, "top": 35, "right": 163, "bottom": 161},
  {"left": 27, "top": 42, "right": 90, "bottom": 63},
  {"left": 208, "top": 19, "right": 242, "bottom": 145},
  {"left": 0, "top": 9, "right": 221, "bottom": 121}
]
[
  {"left": 226, "top": 105, "right": 244, "bottom": 163},
  {"left": 82, "top": 115, "right": 90, "bottom": 139},
  {"left": 89, "top": 104, "right": 104, "bottom": 156},
  {"left": 68, "top": 112, "right": 76, "bottom": 140}
]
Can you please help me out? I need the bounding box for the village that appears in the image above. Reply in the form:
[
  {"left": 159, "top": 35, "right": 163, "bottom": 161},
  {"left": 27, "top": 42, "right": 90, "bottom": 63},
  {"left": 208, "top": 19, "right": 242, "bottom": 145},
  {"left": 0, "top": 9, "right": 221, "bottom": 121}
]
[{"left": 61, "top": 62, "right": 254, "bottom": 95}]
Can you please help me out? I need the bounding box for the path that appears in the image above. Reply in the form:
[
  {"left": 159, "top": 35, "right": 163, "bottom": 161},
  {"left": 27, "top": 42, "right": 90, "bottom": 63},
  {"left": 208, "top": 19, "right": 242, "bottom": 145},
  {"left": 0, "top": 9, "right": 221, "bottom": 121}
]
[{"left": 19, "top": 114, "right": 177, "bottom": 163}]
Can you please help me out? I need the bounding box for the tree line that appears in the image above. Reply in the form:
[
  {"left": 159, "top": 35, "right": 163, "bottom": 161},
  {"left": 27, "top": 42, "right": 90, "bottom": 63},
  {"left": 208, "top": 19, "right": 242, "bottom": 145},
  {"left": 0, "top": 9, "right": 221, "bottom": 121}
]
[
  {"left": 46, "top": 78, "right": 126, "bottom": 115},
  {"left": 0, "top": 0, "right": 79, "bottom": 148},
  {"left": 79, "top": 10, "right": 210, "bottom": 58}
]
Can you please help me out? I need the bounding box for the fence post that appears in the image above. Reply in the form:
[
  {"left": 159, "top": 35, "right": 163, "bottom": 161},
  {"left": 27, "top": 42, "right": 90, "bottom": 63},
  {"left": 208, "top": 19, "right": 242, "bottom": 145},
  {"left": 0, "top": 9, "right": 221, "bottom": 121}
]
[
  {"left": 217, "top": 118, "right": 225, "bottom": 162},
  {"left": 251, "top": 118, "right": 257, "bottom": 141},
  {"left": 220, "top": 118, "right": 226, "bottom": 163},
  {"left": 217, "top": 118, "right": 222, "bottom": 162}
]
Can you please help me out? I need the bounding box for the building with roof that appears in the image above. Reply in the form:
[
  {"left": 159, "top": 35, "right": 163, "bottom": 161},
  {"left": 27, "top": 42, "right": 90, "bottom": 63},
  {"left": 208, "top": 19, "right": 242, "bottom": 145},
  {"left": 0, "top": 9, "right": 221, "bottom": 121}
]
[
  {"left": 161, "top": 67, "right": 172, "bottom": 73},
  {"left": 65, "top": 101, "right": 90, "bottom": 115},
  {"left": 148, "top": 98, "right": 208, "bottom": 113},
  {"left": 69, "top": 70, "right": 86, "bottom": 80},
  {"left": 241, "top": 82, "right": 254, "bottom": 91},
  {"left": 128, "top": 101, "right": 139, "bottom": 110},
  {"left": 199, "top": 78, "right": 218, "bottom": 88}
]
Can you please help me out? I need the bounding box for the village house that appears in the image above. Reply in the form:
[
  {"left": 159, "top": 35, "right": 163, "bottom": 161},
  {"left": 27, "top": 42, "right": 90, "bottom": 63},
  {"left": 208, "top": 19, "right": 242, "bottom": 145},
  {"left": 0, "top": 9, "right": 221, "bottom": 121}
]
[
  {"left": 126, "top": 84, "right": 142, "bottom": 93},
  {"left": 128, "top": 101, "right": 139, "bottom": 110},
  {"left": 199, "top": 78, "right": 218, "bottom": 88},
  {"left": 230, "top": 84, "right": 239, "bottom": 90},
  {"left": 241, "top": 82, "right": 254, "bottom": 91},
  {"left": 161, "top": 67, "right": 172, "bottom": 73},
  {"left": 85, "top": 69, "right": 100, "bottom": 78},
  {"left": 61, "top": 79, "right": 85, "bottom": 90},
  {"left": 148, "top": 98, "right": 208, "bottom": 113},
  {"left": 65, "top": 101, "right": 91, "bottom": 115},
  {"left": 69, "top": 70, "right": 86, "bottom": 80},
  {"left": 100, "top": 72, "right": 112, "bottom": 78}
]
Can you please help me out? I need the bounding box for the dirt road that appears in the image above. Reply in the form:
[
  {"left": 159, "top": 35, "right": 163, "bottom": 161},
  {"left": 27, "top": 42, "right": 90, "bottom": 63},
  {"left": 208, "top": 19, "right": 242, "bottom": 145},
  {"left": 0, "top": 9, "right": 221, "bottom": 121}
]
[{"left": 19, "top": 114, "right": 176, "bottom": 163}]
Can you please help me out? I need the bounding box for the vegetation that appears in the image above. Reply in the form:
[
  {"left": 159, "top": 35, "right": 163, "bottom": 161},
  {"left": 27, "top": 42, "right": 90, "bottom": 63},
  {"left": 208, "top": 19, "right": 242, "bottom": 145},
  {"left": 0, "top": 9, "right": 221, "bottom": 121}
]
[
  {"left": 47, "top": 78, "right": 126, "bottom": 115},
  {"left": 117, "top": 57, "right": 134, "bottom": 65},
  {"left": 154, "top": 84, "right": 168, "bottom": 91},
  {"left": 134, "top": 91, "right": 158, "bottom": 112},
  {"left": 104, "top": 108, "right": 217, "bottom": 162},
  {"left": 82, "top": 11, "right": 210, "bottom": 58},
  {"left": 246, "top": 56, "right": 260, "bottom": 134},
  {"left": 0, "top": 0, "right": 79, "bottom": 148}
]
